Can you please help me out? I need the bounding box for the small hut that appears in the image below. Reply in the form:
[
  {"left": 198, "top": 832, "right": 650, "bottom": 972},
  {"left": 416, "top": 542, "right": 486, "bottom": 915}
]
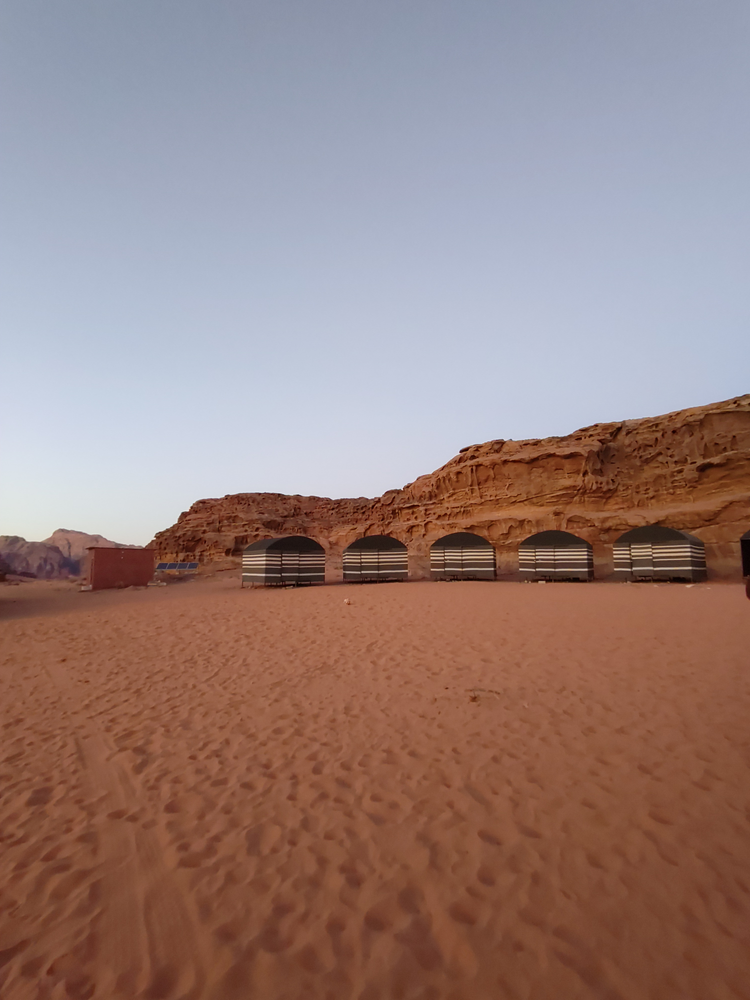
[
  {"left": 85, "top": 547, "right": 155, "bottom": 590},
  {"left": 242, "top": 537, "right": 325, "bottom": 587},
  {"left": 613, "top": 525, "right": 706, "bottom": 582},
  {"left": 742, "top": 530, "right": 750, "bottom": 577},
  {"left": 430, "top": 532, "right": 496, "bottom": 580},
  {"left": 519, "top": 530, "right": 593, "bottom": 581},
  {"left": 343, "top": 536, "right": 408, "bottom": 582}
]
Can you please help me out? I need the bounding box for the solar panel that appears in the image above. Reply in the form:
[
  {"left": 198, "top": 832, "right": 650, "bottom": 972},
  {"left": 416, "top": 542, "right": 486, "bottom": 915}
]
[
  {"left": 156, "top": 562, "right": 168, "bottom": 570},
  {"left": 187, "top": 562, "right": 199, "bottom": 570},
  {"left": 177, "top": 562, "right": 189, "bottom": 570},
  {"left": 166, "top": 562, "right": 178, "bottom": 570}
]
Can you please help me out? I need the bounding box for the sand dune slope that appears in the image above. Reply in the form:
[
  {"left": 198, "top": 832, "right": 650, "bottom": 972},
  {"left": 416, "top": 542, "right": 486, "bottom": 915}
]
[{"left": 1, "top": 580, "right": 749, "bottom": 999}]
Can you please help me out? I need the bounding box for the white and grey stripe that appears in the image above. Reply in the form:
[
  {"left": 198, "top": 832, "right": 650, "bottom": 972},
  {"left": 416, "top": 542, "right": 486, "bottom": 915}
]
[
  {"left": 518, "top": 544, "right": 593, "bottom": 581},
  {"left": 430, "top": 545, "right": 496, "bottom": 580},
  {"left": 613, "top": 540, "right": 706, "bottom": 581},
  {"left": 242, "top": 548, "right": 325, "bottom": 586},
  {"left": 342, "top": 547, "right": 408, "bottom": 582}
]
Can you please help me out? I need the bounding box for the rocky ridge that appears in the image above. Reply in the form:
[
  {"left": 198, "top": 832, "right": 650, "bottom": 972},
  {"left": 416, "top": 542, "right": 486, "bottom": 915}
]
[
  {"left": 150, "top": 395, "right": 750, "bottom": 580},
  {"left": 43, "top": 529, "right": 136, "bottom": 565},
  {"left": 0, "top": 537, "right": 77, "bottom": 579}
]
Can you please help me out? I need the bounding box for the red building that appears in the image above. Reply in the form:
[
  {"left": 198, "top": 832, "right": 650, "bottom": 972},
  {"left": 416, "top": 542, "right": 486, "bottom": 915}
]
[{"left": 85, "top": 547, "right": 154, "bottom": 590}]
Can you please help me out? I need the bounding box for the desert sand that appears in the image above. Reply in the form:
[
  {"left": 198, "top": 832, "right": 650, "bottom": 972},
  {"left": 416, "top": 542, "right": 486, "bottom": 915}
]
[{"left": 1, "top": 577, "right": 749, "bottom": 1000}]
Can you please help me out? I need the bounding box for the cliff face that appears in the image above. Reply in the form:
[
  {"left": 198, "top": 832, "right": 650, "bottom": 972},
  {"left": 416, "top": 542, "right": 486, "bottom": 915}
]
[{"left": 150, "top": 395, "right": 750, "bottom": 580}]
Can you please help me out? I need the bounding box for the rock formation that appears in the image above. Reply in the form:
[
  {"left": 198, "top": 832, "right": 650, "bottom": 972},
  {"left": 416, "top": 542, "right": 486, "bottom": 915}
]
[
  {"left": 150, "top": 394, "right": 750, "bottom": 580},
  {"left": 0, "top": 537, "right": 77, "bottom": 579},
  {"left": 43, "top": 529, "right": 135, "bottom": 566},
  {"left": 0, "top": 530, "right": 137, "bottom": 579}
]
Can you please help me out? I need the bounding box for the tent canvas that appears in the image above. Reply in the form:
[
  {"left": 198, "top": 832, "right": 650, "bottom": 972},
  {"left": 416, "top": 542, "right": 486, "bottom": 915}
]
[
  {"left": 519, "top": 530, "right": 593, "bottom": 581},
  {"left": 613, "top": 525, "right": 706, "bottom": 582},
  {"left": 242, "top": 536, "right": 325, "bottom": 586},
  {"left": 430, "top": 532, "right": 496, "bottom": 580},
  {"left": 343, "top": 536, "right": 408, "bottom": 582}
]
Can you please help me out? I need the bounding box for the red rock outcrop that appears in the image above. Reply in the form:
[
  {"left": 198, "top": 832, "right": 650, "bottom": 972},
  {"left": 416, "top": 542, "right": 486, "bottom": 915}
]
[{"left": 150, "top": 395, "right": 750, "bottom": 580}]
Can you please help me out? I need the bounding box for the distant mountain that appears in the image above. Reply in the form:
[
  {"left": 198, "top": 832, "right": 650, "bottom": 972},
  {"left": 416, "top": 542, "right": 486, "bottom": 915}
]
[
  {"left": 0, "top": 537, "right": 75, "bottom": 579},
  {"left": 0, "top": 530, "right": 138, "bottom": 579},
  {"left": 43, "top": 528, "right": 137, "bottom": 565}
]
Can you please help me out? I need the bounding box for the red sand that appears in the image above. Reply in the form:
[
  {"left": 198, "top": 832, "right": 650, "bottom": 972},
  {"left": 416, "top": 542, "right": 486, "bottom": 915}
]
[{"left": 1, "top": 578, "right": 749, "bottom": 1000}]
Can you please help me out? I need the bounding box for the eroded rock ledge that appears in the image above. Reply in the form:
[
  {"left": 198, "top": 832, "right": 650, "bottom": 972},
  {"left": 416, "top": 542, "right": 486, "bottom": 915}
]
[{"left": 150, "top": 395, "right": 750, "bottom": 580}]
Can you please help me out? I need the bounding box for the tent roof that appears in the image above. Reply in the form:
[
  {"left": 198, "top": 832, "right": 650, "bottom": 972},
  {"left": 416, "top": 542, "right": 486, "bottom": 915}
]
[
  {"left": 519, "top": 530, "right": 592, "bottom": 548},
  {"left": 345, "top": 535, "right": 406, "bottom": 551},
  {"left": 244, "top": 536, "right": 324, "bottom": 553},
  {"left": 615, "top": 524, "right": 701, "bottom": 545},
  {"left": 431, "top": 532, "right": 492, "bottom": 549}
]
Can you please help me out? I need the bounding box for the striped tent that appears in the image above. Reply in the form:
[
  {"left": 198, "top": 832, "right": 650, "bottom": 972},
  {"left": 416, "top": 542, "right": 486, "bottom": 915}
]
[
  {"left": 343, "top": 535, "right": 408, "bottom": 583},
  {"left": 742, "top": 530, "right": 750, "bottom": 578},
  {"left": 430, "top": 532, "right": 496, "bottom": 580},
  {"left": 242, "top": 536, "right": 325, "bottom": 587},
  {"left": 519, "top": 530, "right": 594, "bottom": 581},
  {"left": 613, "top": 525, "right": 706, "bottom": 582}
]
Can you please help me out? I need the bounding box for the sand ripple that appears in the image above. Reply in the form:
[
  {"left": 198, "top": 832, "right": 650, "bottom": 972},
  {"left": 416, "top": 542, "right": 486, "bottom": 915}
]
[{"left": 1, "top": 579, "right": 749, "bottom": 999}]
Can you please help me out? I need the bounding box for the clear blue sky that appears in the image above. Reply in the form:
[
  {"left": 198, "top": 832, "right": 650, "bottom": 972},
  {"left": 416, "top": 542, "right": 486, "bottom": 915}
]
[{"left": 2, "top": 1, "right": 748, "bottom": 545}]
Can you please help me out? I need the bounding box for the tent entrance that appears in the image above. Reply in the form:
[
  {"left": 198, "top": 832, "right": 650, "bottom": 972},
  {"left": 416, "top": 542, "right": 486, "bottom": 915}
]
[
  {"left": 630, "top": 542, "right": 654, "bottom": 578},
  {"left": 742, "top": 537, "right": 750, "bottom": 577},
  {"left": 280, "top": 550, "right": 299, "bottom": 583}
]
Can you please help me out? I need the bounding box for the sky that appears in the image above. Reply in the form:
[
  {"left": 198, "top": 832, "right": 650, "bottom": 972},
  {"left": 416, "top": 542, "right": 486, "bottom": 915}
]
[{"left": 2, "top": 0, "right": 748, "bottom": 545}]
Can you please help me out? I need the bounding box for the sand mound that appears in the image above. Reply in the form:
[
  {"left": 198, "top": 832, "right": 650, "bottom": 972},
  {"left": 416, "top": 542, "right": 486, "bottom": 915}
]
[{"left": 1, "top": 579, "right": 749, "bottom": 998}]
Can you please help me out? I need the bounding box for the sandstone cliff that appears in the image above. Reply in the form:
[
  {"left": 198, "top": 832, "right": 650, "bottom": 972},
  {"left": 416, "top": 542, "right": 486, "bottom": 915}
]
[{"left": 150, "top": 395, "right": 750, "bottom": 580}]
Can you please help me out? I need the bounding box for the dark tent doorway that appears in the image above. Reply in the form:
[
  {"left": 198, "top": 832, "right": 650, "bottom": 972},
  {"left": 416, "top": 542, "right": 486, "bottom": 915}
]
[{"left": 741, "top": 530, "right": 750, "bottom": 577}]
